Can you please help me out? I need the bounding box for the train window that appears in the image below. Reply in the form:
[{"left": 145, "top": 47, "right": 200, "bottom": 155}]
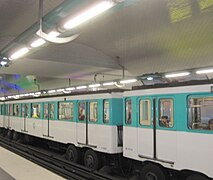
[
  {"left": 139, "top": 99, "right": 151, "bottom": 126},
  {"left": 125, "top": 99, "right": 132, "bottom": 124},
  {"left": 189, "top": 97, "right": 213, "bottom": 130},
  {"left": 78, "top": 102, "right": 86, "bottom": 121},
  {"left": 9, "top": 104, "right": 13, "bottom": 116},
  {"left": 58, "top": 102, "right": 74, "bottom": 120},
  {"left": 44, "top": 103, "right": 55, "bottom": 119},
  {"left": 103, "top": 100, "right": 110, "bottom": 124},
  {"left": 13, "top": 104, "right": 20, "bottom": 116},
  {"left": 31, "top": 103, "right": 41, "bottom": 118},
  {"left": 159, "top": 99, "right": 174, "bottom": 128},
  {"left": 89, "top": 102, "right": 98, "bottom": 122},
  {"left": 22, "top": 104, "right": 29, "bottom": 117}
]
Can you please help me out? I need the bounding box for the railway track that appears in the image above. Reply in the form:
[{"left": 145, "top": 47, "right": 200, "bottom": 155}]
[{"left": 0, "top": 135, "right": 117, "bottom": 180}]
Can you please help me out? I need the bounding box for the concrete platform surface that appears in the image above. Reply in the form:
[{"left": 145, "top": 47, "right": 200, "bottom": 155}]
[{"left": 0, "top": 147, "right": 64, "bottom": 180}]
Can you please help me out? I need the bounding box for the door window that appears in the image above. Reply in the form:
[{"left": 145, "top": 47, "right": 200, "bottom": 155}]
[
  {"left": 31, "top": 103, "right": 41, "bottom": 118},
  {"left": 125, "top": 99, "right": 132, "bottom": 124},
  {"left": 78, "top": 102, "right": 86, "bottom": 121},
  {"left": 89, "top": 102, "right": 98, "bottom": 122},
  {"left": 13, "top": 104, "right": 20, "bottom": 116},
  {"left": 139, "top": 99, "right": 151, "bottom": 126},
  {"left": 159, "top": 99, "right": 174, "bottom": 128},
  {"left": 103, "top": 100, "right": 110, "bottom": 123}
]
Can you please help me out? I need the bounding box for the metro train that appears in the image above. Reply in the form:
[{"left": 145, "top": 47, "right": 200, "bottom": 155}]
[{"left": 0, "top": 81, "right": 213, "bottom": 180}]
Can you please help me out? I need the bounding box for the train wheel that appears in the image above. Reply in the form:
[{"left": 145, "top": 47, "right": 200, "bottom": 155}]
[
  {"left": 65, "top": 145, "right": 79, "bottom": 163},
  {"left": 186, "top": 173, "right": 209, "bottom": 180},
  {"left": 140, "top": 163, "right": 167, "bottom": 180},
  {"left": 84, "top": 149, "right": 100, "bottom": 171}
]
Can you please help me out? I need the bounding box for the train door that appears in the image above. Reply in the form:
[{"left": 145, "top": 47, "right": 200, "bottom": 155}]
[
  {"left": 137, "top": 97, "right": 155, "bottom": 159},
  {"left": 77, "top": 101, "right": 88, "bottom": 145},
  {"left": 2, "top": 104, "right": 6, "bottom": 128},
  {"left": 21, "top": 104, "right": 29, "bottom": 133},
  {"left": 5, "top": 104, "right": 13, "bottom": 129},
  {"left": 43, "top": 102, "right": 54, "bottom": 138},
  {"left": 137, "top": 96, "right": 176, "bottom": 165},
  {"left": 156, "top": 96, "right": 176, "bottom": 164}
]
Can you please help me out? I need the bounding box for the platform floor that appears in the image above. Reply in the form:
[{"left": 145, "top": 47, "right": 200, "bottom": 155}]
[{"left": 0, "top": 146, "right": 64, "bottom": 180}]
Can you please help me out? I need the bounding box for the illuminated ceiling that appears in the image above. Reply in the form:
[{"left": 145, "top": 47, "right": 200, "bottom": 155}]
[{"left": 0, "top": 0, "right": 213, "bottom": 95}]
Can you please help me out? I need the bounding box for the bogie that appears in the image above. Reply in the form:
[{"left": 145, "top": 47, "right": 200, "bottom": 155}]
[
  {"left": 84, "top": 149, "right": 101, "bottom": 171},
  {"left": 139, "top": 163, "right": 168, "bottom": 180},
  {"left": 65, "top": 144, "right": 80, "bottom": 163}
]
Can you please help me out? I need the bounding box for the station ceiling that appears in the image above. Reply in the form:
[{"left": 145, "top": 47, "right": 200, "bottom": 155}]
[{"left": 0, "top": 0, "right": 213, "bottom": 95}]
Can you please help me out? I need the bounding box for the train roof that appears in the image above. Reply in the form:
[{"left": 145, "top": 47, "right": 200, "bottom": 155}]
[
  {"left": 2, "top": 89, "right": 126, "bottom": 103},
  {"left": 124, "top": 80, "right": 213, "bottom": 97}
]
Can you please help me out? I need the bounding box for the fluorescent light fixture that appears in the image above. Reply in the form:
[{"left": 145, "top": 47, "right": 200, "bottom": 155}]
[
  {"left": 56, "top": 89, "right": 64, "bottom": 92},
  {"left": 63, "top": 1, "right": 114, "bottom": 29},
  {"left": 102, "top": 82, "right": 115, "bottom": 86},
  {"left": 65, "top": 87, "right": 75, "bottom": 91},
  {"left": 48, "top": 90, "right": 56, "bottom": 94},
  {"left": 120, "top": 79, "right": 137, "bottom": 84},
  {"left": 89, "top": 84, "right": 101, "bottom": 88},
  {"left": 76, "top": 85, "right": 87, "bottom": 90},
  {"left": 30, "top": 38, "right": 46, "bottom": 47},
  {"left": 24, "top": 93, "right": 30, "bottom": 97},
  {"left": 0, "top": 61, "right": 7, "bottom": 66},
  {"left": 10, "top": 47, "right": 29, "bottom": 60},
  {"left": 196, "top": 68, "right": 213, "bottom": 74},
  {"left": 34, "top": 92, "right": 41, "bottom": 95},
  {"left": 33, "top": 92, "right": 41, "bottom": 97},
  {"left": 147, "top": 77, "right": 153, "bottom": 81},
  {"left": 48, "top": 31, "right": 60, "bottom": 38},
  {"left": 165, "top": 72, "right": 190, "bottom": 78},
  {"left": 0, "top": 97, "right": 5, "bottom": 101}
]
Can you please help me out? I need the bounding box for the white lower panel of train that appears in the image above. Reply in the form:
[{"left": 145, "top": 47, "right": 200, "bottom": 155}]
[
  {"left": 123, "top": 126, "right": 213, "bottom": 178},
  {"left": 0, "top": 116, "right": 122, "bottom": 154}
]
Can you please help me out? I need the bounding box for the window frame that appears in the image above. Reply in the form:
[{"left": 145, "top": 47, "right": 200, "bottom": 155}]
[
  {"left": 125, "top": 98, "right": 132, "bottom": 125},
  {"left": 31, "top": 103, "right": 41, "bottom": 119},
  {"left": 89, "top": 101, "right": 98, "bottom": 123},
  {"left": 43, "top": 102, "right": 55, "bottom": 120},
  {"left": 139, "top": 98, "right": 151, "bottom": 126},
  {"left": 58, "top": 101, "right": 74, "bottom": 121},
  {"left": 158, "top": 98, "right": 174, "bottom": 128},
  {"left": 13, "top": 104, "right": 21, "bottom": 117},
  {"left": 103, "top": 99, "right": 110, "bottom": 124},
  {"left": 78, "top": 101, "right": 86, "bottom": 121},
  {"left": 188, "top": 96, "right": 213, "bottom": 131}
]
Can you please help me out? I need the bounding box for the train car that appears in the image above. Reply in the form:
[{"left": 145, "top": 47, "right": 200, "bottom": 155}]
[
  {"left": 123, "top": 82, "right": 213, "bottom": 180},
  {"left": 0, "top": 91, "right": 123, "bottom": 170}
]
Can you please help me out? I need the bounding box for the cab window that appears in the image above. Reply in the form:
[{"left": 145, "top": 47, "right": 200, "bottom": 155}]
[
  {"left": 103, "top": 100, "right": 110, "bottom": 124},
  {"left": 31, "top": 103, "right": 41, "bottom": 118},
  {"left": 89, "top": 102, "right": 98, "bottom": 122},
  {"left": 159, "top": 99, "right": 174, "bottom": 128},
  {"left": 139, "top": 99, "right": 151, "bottom": 126},
  {"left": 58, "top": 102, "right": 74, "bottom": 120},
  {"left": 189, "top": 97, "right": 213, "bottom": 130},
  {"left": 78, "top": 102, "right": 86, "bottom": 121},
  {"left": 125, "top": 99, "right": 132, "bottom": 124}
]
